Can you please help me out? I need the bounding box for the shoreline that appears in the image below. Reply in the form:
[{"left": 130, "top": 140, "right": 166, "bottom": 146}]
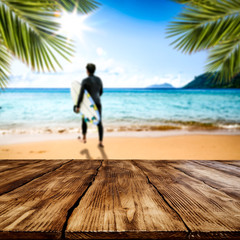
[
  {"left": 1, "top": 122, "right": 240, "bottom": 136},
  {"left": 1, "top": 129, "right": 240, "bottom": 145},
  {"left": 0, "top": 131, "right": 240, "bottom": 160}
]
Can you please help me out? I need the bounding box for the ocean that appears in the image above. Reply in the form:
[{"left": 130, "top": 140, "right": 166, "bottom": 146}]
[{"left": 0, "top": 88, "right": 240, "bottom": 135}]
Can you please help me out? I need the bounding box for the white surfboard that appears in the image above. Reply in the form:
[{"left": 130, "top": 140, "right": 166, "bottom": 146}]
[{"left": 71, "top": 81, "right": 100, "bottom": 125}]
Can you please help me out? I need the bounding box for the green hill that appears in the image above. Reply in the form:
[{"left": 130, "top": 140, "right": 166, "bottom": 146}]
[{"left": 184, "top": 73, "right": 240, "bottom": 89}]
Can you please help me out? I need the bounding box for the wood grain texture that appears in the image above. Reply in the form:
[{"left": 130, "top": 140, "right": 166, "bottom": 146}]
[
  {"left": 0, "top": 160, "right": 67, "bottom": 195},
  {"left": 0, "top": 160, "right": 101, "bottom": 240},
  {"left": 171, "top": 160, "right": 240, "bottom": 199},
  {"left": 195, "top": 160, "right": 240, "bottom": 178},
  {"left": 66, "top": 160, "right": 187, "bottom": 239},
  {"left": 134, "top": 160, "right": 240, "bottom": 236},
  {"left": 0, "top": 160, "right": 239, "bottom": 239},
  {"left": 221, "top": 160, "right": 240, "bottom": 167},
  {"left": 0, "top": 160, "right": 39, "bottom": 173}
]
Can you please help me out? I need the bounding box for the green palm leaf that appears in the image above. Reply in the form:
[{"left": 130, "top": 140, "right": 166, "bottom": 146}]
[
  {"left": 1, "top": 1, "right": 74, "bottom": 72},
  {"left": 172, "top": 0, "right": 216, "bottom": 5},
  {"left": 0, "top": 0, "right": 100, "bottom": 89},
  {"left": 207, "top": 37, "right": 240, "bottom": 82},
  {"left": 0, "top": 40, "right": 11, "bottom": 88},
  {"left": 58, "top": 0, "right": 100, "bottom": 13},
  {"left": 167, "top": 0, "right": 240, "bottom": 81}
]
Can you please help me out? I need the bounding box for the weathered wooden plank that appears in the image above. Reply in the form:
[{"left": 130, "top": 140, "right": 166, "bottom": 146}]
[
  {"left": 0, "top": 160, "right": 68, "bottom": 195},
  {"left": 220, "top": 160, "right": 240, "bottom": 167},
  {"left": 171, "top": 160, "right": 240, "bottom": 199},
  {"left": 134, "top": 160, "right": 240, "bottom": 237},
  {"left": 195, "top": 160, "right": 240, "bottom": 178},
  {"left": 67, "top": 231, "right": 187, "bottom": 239},
  {"left": 0, "top": 160, "right": 101, "bottom": 240},
  {"left": 0, "top": 160, "right": 39, "bottom": 173},
  {"left": 66, "top": 160, "right": 188, "bottom": 239}
]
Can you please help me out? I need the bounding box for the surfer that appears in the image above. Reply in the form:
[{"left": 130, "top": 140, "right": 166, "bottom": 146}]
[{"left": 75, "top": 63, "right": 104, "bottom": 148}]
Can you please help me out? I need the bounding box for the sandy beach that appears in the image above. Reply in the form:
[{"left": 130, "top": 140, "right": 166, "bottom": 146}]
[{"left": 1, "top": 133, "right": 239, "bottom": 160}]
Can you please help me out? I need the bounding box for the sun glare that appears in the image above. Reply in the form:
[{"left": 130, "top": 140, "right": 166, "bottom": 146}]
[{"left": 58, "top": 11, "right": 93, "bottom": 40}]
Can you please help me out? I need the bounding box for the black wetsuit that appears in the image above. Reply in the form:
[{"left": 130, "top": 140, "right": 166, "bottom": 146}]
[{"left": 77, "top": 75, "right": 103, "bottom": 141}]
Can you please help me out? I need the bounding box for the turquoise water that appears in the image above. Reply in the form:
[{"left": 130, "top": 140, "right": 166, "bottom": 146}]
[{"left": 0, "top": 88, "right": 240, "bottom": 134}]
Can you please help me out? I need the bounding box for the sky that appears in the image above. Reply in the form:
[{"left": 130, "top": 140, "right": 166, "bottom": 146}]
[{"left": 9, "top": 0, "right": 208, "bottom": 88}]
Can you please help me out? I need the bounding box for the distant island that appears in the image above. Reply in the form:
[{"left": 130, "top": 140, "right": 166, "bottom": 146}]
[
  {"left": 147, "top": 83, "right": 174, "bottom": 89},
  {"left": 184, "top": 72, "right": 240, "bottom": 89}
]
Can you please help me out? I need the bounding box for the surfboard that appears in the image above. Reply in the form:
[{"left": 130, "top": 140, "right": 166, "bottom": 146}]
[{"left": 71, "top": 81, "right": 100, "bottom": 125}]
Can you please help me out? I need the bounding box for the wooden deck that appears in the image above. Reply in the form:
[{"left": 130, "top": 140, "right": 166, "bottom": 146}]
[{"left": 0, "top": 160, "right": 239, "bottom": 239}]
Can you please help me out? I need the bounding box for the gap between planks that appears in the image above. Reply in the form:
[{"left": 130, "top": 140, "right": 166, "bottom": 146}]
[
  {"left": 0, "top": 160, "right": 239, "bottom": 240},
  {"left": 132, "top": 160, "right": 191, "bottom": 234},
  {"left": 0, "top": 160, "right": 72, "bottom": 196},
  {"left": 61, "top": 160, "right": 103, "bottom": 239}
]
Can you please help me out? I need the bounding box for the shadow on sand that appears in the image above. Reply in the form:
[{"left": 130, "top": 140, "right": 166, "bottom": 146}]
[{"left": 80, "top": 146, "right": 108, "bottom": 160}]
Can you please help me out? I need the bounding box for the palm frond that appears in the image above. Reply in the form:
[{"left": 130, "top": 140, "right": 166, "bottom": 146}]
[
  {"left": 167, "top": 1, "right": 240, "bottom": 53},
  {"left": 0, "top": 0, "right": 100, "bottom": 88},
  {"left": 167, "top": 0, "right": 240, "bottom": 81},
  {"left": 0, "top": 0, "right": 74, "bottom": 73},
  {"left": 172, "top": 0, "right": 216, "bottom": 5},
  {"left": 58, "top": 0, "right": 101, "bottom": 13},
  {"left": 0, "top": 41, "right": 12, "bottom": 89},
  {"left": 207, "top": 38, "right": 240, "bottom": 82}
]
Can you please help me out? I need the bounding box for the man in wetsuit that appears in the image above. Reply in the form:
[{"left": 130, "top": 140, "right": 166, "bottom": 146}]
[{"left": 75, "top": 63, "right": 104, "bottom": 147}]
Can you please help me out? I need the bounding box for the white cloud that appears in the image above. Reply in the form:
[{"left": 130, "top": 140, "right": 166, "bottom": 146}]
[
  {"left": 96, "top": 47, "right": 106, "bottom": 57},
  {"left": 61, "top": 56, "right": 86, "bottom": 74},
  {"left": 8, "top": 61, "right": 190, "bottom": 88},
  {"left": 96, "top": 58, "right": 114, "bottom": 72},
  {"left": 8, "top": 49, "right": 193, "bottom": 88}
]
